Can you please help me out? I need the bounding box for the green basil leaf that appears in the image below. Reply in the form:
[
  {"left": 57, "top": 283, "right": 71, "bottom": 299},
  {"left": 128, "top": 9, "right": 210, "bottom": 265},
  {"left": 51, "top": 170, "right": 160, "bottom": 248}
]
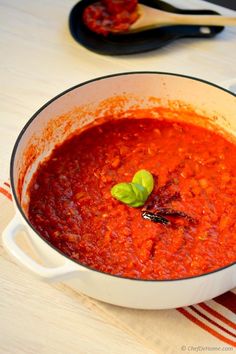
[
  {"left": 132, "top": 169, "right": 154, "bottom": 195},
  {"left": 111, "top": 183, "right": 137, "bottom": 205},
  {"left": 129, "top": 183, "right": 149, "bottom": 207},
  {"left": 111, "top": 182, "right": 148, "bottom": 208}
]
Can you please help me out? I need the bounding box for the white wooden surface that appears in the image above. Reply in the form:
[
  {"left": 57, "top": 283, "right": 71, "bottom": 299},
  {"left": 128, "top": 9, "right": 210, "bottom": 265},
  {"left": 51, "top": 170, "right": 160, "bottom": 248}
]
[{"left": 0, "top": 0, "right": 236, "bottom": 353}]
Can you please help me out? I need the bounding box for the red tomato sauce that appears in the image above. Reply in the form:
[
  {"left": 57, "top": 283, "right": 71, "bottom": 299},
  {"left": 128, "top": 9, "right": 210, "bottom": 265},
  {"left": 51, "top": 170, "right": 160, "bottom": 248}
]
[
  {"left": 83, "top": 0, "right": 138, "bottom": 35},
  {"left": 28, "top": 118, "right": 236, "bottom": 280}
]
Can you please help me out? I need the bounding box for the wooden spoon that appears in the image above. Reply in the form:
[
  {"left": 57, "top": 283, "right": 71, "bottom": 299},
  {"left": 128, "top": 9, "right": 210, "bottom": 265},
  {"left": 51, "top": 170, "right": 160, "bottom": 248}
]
[{"left": 125, "top": 4, "right": 236, "bottom": 32}]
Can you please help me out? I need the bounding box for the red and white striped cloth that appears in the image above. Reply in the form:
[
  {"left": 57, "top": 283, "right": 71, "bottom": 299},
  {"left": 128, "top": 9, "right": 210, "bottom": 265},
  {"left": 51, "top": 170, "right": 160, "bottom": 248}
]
[
  {"left": 178, "top": 299, "right": 236, "bottom": 347},
  {"left": 1, "top": 182, "right": 235, "bottom": 352}
]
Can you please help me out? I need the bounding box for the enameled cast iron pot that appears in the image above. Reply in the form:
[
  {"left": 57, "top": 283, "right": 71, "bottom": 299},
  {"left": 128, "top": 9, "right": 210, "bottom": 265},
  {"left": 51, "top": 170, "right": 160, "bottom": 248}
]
[{"left": 2, "top": 72, "right": 236, "bottom": 309}]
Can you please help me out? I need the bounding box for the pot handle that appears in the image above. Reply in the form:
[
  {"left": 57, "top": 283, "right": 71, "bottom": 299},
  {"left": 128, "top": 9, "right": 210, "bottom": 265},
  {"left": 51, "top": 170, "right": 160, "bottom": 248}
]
[{"left": 2, "top": 215, "right": 81, "bottom": 282}]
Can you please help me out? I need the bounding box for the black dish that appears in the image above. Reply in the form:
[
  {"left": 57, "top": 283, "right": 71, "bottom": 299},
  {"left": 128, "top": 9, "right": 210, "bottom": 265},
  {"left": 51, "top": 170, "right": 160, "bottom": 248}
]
[{"left": 69, "top": 0, "right": 224, "bottom": 55}]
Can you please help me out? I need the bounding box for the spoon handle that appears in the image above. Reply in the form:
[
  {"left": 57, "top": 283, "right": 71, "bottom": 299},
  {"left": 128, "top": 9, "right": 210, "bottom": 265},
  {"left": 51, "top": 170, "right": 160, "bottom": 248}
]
[
  {"left": 168, "top": 14, "right": 236, "bottom": 27},
  {"left": 131, "top": 5, "right": 236, "bottom": 31}
]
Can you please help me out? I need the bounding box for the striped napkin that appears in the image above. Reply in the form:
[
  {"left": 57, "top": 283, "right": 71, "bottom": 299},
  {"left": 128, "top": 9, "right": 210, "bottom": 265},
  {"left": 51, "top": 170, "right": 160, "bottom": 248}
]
[{"left": 1, "top": 183, "right": 235, "bottom": 352}]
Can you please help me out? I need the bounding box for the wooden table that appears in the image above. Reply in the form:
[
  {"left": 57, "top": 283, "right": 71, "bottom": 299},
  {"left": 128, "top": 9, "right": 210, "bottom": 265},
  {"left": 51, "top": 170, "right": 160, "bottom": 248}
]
[{"left": 1, "top": 1, "right": 235, "bottom": 353}]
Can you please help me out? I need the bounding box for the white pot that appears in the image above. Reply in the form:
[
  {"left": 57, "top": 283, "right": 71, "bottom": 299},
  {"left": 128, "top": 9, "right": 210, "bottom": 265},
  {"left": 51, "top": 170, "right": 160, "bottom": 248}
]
[{"left": 2, "top": 72, "right": 236, "bottom": 309}]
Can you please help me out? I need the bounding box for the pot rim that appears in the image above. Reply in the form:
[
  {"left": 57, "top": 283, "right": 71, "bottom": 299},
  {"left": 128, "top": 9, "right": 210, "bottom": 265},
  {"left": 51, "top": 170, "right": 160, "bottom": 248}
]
[{"left": 10, "top": 71, "right": 236, "bottom": 283}]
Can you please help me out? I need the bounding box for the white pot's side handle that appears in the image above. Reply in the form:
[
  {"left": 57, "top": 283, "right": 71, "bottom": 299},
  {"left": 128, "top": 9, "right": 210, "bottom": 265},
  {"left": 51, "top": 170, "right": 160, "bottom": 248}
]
[
  {"left": 220, "top": 78, "right": 236, "bottom": 94},
  {"left": 2, "top": 215, "right": 81, "bottom": 282}
]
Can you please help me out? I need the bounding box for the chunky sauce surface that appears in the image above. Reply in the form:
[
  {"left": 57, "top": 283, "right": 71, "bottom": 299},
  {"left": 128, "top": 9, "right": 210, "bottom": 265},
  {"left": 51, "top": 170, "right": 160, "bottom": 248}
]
[
  {"left": 28, "top": 118, "right": 236, "bottom": 279},
  {"left": 83, "top": 0, "right": 138, "bottom": 35}
]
